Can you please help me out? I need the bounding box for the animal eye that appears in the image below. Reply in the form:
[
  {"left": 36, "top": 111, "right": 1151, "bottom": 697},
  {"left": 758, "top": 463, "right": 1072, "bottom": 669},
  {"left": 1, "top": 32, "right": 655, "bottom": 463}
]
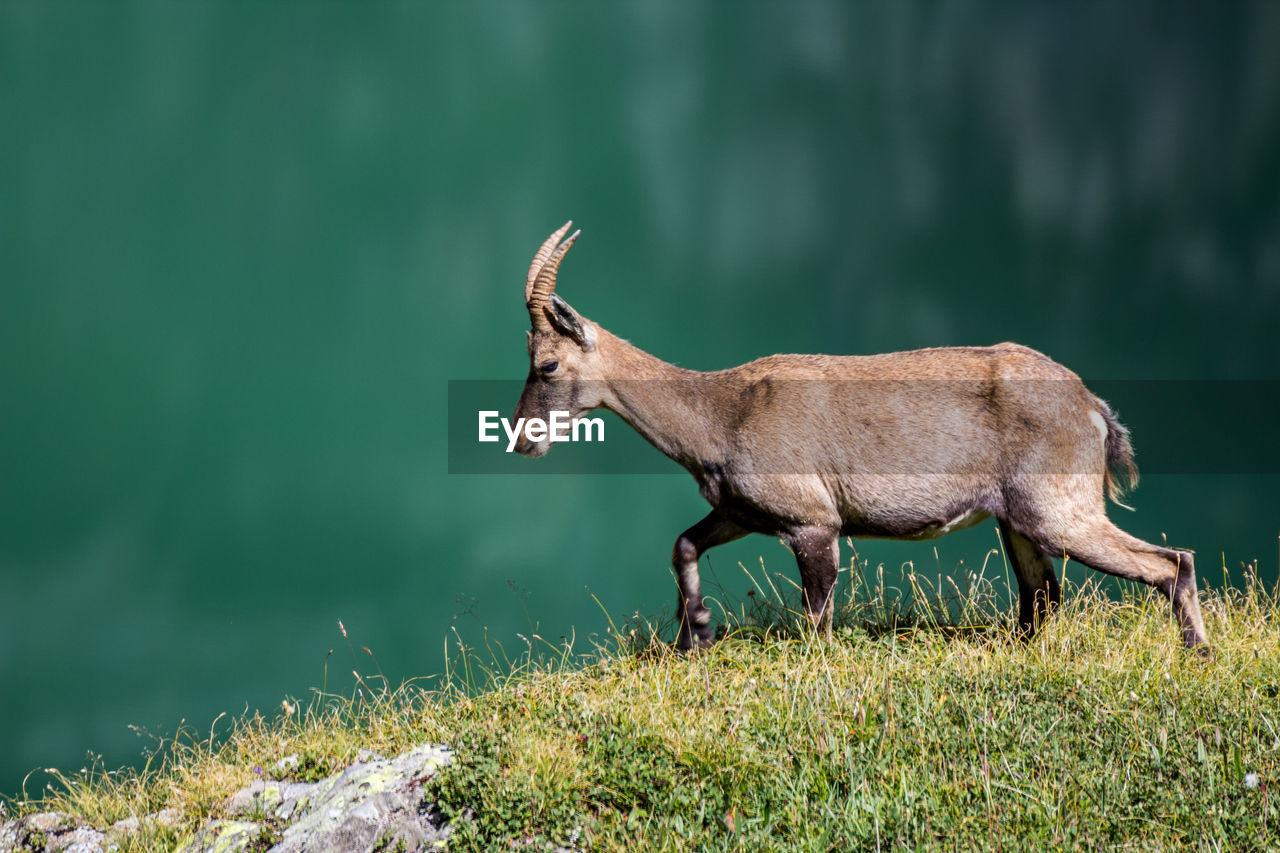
[{"left": 539, "top": 360, "right": 559, "bottom": 374}]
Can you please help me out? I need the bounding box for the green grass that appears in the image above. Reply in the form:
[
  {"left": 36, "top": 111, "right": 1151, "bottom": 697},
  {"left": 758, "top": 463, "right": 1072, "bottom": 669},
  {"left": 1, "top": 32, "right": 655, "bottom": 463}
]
[{"left": 6, "top": 545, "right": 1280, "bottom": 852}]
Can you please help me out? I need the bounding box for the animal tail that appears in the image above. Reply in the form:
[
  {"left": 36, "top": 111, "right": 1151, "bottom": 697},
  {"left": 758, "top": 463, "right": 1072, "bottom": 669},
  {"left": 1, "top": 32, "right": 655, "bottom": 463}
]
[{"left": 1093, "top": 395, "right": 1139, "bottom": 509}]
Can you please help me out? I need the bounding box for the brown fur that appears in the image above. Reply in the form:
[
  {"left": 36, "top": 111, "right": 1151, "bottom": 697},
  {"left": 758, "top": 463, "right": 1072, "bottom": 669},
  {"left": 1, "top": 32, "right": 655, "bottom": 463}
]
[{"left": 513, "top": 226, "right": 1209, "bottom": 652}]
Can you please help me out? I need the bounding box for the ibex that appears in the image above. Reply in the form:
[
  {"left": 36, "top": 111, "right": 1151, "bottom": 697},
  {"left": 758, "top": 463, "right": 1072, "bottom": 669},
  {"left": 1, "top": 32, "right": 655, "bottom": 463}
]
[{"left": 512, "top": 222, "right": 1209, "bottom": 652}]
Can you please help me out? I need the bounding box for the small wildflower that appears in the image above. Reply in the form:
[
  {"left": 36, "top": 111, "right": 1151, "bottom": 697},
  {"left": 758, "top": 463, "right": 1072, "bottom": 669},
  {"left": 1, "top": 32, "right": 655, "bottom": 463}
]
[{"left": 1245, "top": 772, "right": 1260, "bottom": 789}]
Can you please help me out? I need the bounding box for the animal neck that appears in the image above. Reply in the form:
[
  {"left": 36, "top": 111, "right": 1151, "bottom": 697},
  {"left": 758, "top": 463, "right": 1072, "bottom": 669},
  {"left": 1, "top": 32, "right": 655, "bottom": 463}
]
[{"left": 595, "top": 328, "right": 732, "bottom": 470}]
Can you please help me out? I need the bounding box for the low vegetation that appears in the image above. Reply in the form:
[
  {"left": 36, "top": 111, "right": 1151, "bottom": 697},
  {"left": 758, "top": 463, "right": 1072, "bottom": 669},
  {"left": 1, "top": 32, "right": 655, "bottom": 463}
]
[{"left": 6, "top": 545, "right": 1279, "bottom": 851}]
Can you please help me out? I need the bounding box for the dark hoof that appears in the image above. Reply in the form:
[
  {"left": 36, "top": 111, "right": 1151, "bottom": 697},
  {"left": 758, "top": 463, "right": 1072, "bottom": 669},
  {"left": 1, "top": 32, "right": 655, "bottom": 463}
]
[{"left": 1185, "top": 642, "right": 1214, "bottom": 661}]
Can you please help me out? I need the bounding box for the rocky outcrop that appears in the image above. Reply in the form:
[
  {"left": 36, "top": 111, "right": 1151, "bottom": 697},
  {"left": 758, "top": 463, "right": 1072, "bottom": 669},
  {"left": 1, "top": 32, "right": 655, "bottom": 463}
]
[
  {"left": 0, "top": 744, "right": 454, "bottom": 853},
  {"left": 0, "top": 808, "right": 185, "bottom": 853},
  {"left": 0, "top": 808, "right": 182, "bottom": 853}
]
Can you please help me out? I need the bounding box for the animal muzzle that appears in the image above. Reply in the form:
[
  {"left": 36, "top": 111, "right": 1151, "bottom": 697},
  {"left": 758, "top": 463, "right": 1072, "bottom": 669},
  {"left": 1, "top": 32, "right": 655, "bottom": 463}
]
[{"left": 514, "top": 434, "right": 549, "bottom": 457}]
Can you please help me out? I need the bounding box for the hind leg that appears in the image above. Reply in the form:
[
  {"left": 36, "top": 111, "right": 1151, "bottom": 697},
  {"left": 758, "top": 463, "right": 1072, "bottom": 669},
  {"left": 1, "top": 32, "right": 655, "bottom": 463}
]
[
  {"left": 998, "top": 520, "right": 1060, "bottom": 638},
  {"left": 1041, "top": 518, "right": 1208, "bottom": 650}
]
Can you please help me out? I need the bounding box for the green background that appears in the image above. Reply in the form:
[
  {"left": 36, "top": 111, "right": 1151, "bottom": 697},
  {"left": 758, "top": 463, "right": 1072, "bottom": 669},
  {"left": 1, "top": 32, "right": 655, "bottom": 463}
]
[{"left": 2, "top": 2, "right": 1278, "bottom": 796}]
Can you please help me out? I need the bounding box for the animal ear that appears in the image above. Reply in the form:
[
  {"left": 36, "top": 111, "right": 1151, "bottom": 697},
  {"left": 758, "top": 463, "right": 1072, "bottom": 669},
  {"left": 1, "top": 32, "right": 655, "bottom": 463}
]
[{"left": 546, "top": 294, "right": 595, "bottom": 350}]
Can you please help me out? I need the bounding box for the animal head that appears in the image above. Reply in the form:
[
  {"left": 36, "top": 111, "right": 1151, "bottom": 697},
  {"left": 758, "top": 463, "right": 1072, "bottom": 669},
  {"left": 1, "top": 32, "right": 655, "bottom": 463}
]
[{"left": 513, "top": 222, "right": 606, "bottom": 456}]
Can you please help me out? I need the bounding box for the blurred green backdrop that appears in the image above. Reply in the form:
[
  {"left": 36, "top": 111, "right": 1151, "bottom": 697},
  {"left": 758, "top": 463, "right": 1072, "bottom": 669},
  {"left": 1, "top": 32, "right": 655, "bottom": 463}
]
[{"left": 2, "top": 2, "right": 1278, "bottom": 796}]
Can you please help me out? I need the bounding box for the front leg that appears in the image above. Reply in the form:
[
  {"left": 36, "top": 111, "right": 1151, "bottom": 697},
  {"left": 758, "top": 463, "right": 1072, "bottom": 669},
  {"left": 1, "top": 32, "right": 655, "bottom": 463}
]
[
  {"left": 672, "top": 511, "right": 746, "bottom": 650},
  {"left": 785, "top": 526, "right": 840, "bottom": 636}
]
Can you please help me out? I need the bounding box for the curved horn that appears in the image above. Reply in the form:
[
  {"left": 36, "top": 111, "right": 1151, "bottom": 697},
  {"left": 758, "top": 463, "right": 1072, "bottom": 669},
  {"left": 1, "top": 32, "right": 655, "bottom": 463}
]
[
  {"left": 527, "top": 227, "right": 581, "bottom": 331},
  {"left": 525, "top": 221, "right": 573, "bottom": 304}
]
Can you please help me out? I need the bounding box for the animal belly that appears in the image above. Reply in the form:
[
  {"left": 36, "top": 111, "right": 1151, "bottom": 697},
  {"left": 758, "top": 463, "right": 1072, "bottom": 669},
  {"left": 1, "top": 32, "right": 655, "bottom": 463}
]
[
  {"left": 843, "top": 509, "right": 991, "bottom": 540},
  {"left": 902, "top": 510, "right": 991, "bottom": 540}
]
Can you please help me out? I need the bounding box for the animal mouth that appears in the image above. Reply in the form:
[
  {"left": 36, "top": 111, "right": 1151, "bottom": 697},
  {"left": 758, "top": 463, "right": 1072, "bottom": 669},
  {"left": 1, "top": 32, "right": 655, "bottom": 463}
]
[{"left": 515, "top": 437, "right": 549, "bottom": 458}]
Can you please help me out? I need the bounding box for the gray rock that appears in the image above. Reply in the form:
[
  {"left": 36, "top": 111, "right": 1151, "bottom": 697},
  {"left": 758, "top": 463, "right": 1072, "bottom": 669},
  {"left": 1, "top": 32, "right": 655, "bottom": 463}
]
[
  {"left": 0, "top": 814, "right": 110, "bottom": 853},
  {"left": 268, "top": 744, "right": 452, "bottom": 853},
  {"left": 27, "top": 812, "right": 70, "bottom": 834},
  {"left": 105, "top": 808, "right": 182, "bottom": 843},
  {"left": 0, "top": 820, "right": 25, "bottom": 853},
  {"left": 176, "top": 743, "right": 453, "bottom": 853},
  {"left": 50, "top": 827, "right": 108, "bottom": 853},
  {"left": 153, "top": 807, "right": 183, "bottom": 827},
  {"left": 180, "top": 820, "right": 264, "bottom": 853},
  {"left": 273, "top": 783, "right": 317, "bottom": 822},
  {"left": 226, "top": 779, "right": 285, "bottom": 816},
  {"left": 272, "top": 755, "right": 300, "bottom": 774},
  {"left": 108, "top": 816, "right": 140, "bottom": 837}
]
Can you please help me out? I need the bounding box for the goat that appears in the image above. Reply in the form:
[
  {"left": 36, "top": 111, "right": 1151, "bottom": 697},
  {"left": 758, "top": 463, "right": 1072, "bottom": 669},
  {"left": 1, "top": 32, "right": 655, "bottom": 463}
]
[{"left": 512, "top": 222, "right": 1209, "bottom": 652}]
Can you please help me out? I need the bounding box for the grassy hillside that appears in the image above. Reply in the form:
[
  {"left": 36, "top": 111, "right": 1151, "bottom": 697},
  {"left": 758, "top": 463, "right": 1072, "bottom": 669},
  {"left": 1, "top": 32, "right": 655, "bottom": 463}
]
[{"left": 7, "top": 555, "right": 1280, "bottom": 851}]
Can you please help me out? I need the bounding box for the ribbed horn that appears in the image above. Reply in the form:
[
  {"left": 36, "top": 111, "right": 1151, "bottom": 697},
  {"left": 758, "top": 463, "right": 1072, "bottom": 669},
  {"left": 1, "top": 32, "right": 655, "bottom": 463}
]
[
  {"left": 527, "top": 227, "right": 580, "bottom": 331},
  {"left": 525, "top": 221, "right": 573, "bottom": 304}
]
